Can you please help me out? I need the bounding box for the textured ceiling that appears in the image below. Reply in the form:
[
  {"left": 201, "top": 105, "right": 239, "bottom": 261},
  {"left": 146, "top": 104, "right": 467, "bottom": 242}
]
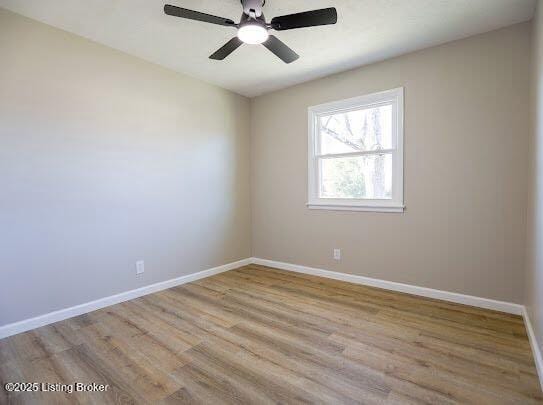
[{"left": 0, "top": 0, "right": 536, "bottom": 97}]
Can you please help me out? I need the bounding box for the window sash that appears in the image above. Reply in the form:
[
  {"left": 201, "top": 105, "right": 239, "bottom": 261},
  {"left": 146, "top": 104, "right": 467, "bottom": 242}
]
[
  {"left": 316, "top": 151, "right": 395, "bottom": 200},
  {"left": 315, "top": 101, "right": 398, "bottom": 157}
]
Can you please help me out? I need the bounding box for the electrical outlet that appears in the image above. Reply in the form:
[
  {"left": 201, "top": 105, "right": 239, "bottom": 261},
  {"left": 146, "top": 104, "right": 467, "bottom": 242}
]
[
  {"left": 136, "top": 260, "right": 145, "bottom": 275},
  {"left": 333, "top": 248, "right": 341, "bottom": 261}
]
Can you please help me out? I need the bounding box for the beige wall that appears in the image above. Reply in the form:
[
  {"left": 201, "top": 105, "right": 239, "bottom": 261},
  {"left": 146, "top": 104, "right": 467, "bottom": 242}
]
[
  {"left": 251, "top": 23, "right": 531, "bottom": 303},
  {"left": 527, "top": 0, "right": 543, "bottom": 360},
  {"left": 0, "top": 8, "right": 251, "bottom": 325},
  {"left": 0, "top": 5, "right": 534, "bottom": 327}
]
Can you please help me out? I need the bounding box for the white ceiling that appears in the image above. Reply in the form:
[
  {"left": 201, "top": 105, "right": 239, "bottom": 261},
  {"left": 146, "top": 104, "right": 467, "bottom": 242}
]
[{"left": 0, "top": 0, "right": 536, "bottom": 97}]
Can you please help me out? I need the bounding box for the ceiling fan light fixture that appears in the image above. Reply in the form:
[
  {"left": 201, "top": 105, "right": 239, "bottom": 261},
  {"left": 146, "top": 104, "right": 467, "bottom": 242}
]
[{"left": 237, "top": 23, "right": 269, "bottom": 44}]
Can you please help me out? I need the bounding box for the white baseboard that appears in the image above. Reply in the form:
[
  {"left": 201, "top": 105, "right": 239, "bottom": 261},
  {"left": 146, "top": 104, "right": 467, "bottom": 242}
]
[
  {"left": 0, "top": 258, "right": 252, "bottom": 339},
  {"left": 522, "top": 307, "right": 543, "bottom": 392},
  {"left": 251, "top": 258, "right": 524, "bottom": 315}
]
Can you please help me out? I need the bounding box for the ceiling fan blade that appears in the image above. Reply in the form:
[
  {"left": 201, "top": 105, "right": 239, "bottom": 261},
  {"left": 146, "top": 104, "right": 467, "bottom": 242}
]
[
  {"left": 164, "top": 4, "right": 236, "bottom": 27},
  {"left": 209, "top": 37, "right": 244, "bottom": 60},
  {"left": 262, "top": 35, "right": 299, "bottom": 64},
  {"left": 271, "top": 7, "right": 337, "bottom": 31}
]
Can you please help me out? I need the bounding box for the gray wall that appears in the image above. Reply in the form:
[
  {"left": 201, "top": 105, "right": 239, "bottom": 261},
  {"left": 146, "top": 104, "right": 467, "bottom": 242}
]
[
  {"left": 251, "top": 23, "right": 531, "bottom": 303},
  {"left": 0, "top": 9, "right": 251, "bottom": 325},
  {"left": 527, "top": 0, "right": 543, "bottom": 363}
]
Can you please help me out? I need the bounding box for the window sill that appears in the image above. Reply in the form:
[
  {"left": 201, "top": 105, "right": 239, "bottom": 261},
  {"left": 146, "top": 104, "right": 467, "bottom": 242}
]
[{"left": 306, "top": 203, "right": 405, "bottom": 213}]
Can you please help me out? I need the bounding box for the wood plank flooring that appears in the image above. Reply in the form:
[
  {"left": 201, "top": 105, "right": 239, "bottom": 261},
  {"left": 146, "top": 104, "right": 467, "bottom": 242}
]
[{"left": 1, "top": 264, "right": 542, "bottom": 404}]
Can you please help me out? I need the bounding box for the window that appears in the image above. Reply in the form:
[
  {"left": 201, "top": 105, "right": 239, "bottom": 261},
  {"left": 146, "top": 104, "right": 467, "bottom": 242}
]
[{"left": 307, "top": 88, "right": 404, "bottom": 212}]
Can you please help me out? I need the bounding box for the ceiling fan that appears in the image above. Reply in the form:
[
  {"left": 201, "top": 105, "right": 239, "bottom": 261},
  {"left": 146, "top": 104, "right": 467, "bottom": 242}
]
[{"left": 164, "top": 0, "right": 337, "bottom": 64}]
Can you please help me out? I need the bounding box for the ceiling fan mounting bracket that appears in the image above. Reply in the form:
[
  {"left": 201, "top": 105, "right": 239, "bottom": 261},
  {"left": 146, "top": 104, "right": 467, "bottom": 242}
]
[{"left": 241, "top": 0, "right": 265, "bottom": 17}]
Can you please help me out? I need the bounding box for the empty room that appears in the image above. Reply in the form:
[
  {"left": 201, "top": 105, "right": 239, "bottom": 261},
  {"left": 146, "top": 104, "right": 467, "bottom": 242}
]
[{"left": 1, "top": 0, "right": 543, "bottom": 403}]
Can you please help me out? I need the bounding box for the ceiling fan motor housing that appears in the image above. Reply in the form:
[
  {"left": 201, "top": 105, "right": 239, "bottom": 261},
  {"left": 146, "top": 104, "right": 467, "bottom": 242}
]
[{"left": 239, "top": 12, "right": 267, "bottom": 27}]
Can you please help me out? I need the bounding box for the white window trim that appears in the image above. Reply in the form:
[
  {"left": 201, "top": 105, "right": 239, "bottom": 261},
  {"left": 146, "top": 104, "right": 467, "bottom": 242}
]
[{"left": 307, "top": 87, "right": 404, "bottom": 213}]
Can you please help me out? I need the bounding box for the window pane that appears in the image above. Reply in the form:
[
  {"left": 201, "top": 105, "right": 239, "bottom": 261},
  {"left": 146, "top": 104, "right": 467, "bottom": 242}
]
[
  {"left": 320, "top": 154, "right": 392, "bottom": 199},
  {"left": 319, "top": 104, "right": 392, "bottom": 155}
]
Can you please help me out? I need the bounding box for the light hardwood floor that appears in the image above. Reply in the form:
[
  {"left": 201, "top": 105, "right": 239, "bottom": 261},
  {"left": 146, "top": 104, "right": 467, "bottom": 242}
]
[{"left": 1, "top": 264, "right": 542, "bottom": 404}]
